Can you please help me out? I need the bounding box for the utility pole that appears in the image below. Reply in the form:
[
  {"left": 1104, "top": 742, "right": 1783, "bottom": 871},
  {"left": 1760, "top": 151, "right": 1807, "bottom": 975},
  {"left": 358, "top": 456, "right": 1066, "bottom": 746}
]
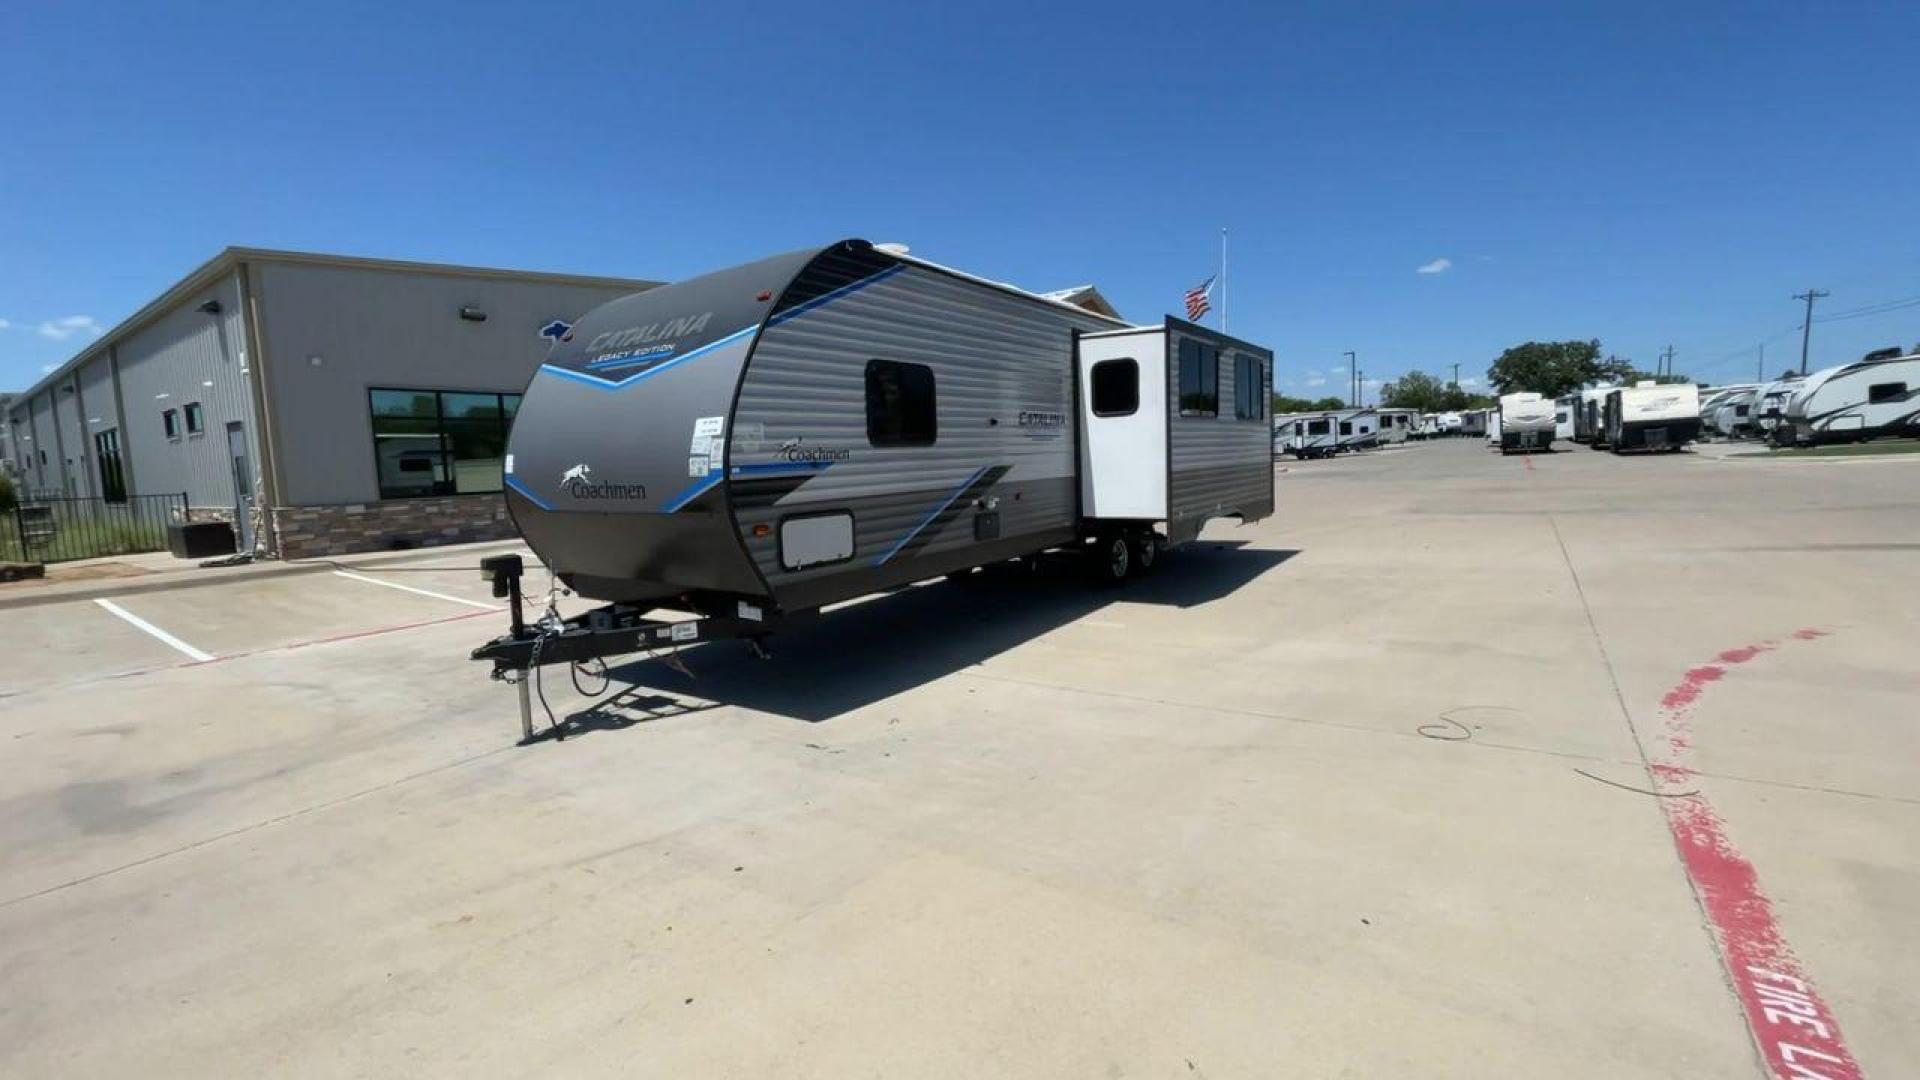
[
  {"left": 1358, "top": 370, "right": 1366, "bottom": 407},
  {"left": 1756, "top": 343, "right": 1764, "bottom": 384},
  {"left": 1659, "top": 345, "right": 1675, "bottom": 380},
  {"left": 1451, "top": 362, "right": 1460, "bottom": 388},
  {"left": 1344, "top": 351, "right": 1357, "bottom": 406},
  {"left": 1794, "top": 288, "right": 1828, "bottom": 375}
]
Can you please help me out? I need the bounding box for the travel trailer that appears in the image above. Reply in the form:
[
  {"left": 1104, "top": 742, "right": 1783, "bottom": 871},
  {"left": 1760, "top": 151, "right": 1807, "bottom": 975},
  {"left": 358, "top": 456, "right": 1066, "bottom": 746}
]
[
  {"left": 1275, "top": 412, "right": 1339, "bottom": 459},
  {"left": 1375, "top": 407, "right": 1419, "bottom": 444},
  {"left": 1459, "top": 409, "right": 1488, "bottom": 438},
  {"left": 1412, "top": 413, "right": 1440, "bottom": 440},
  {"left": 1698, "top": 384, "right": 1759, "bottom": 439},
  {"left": 1750, "top": 377, "right": 1804, "bottom": 443},
  {"left": 1780, "top": 352, "right": 1920, "bottom": 446},
  {"left": 1553, "top": 394, "right": 1578, "bottom": 442},
  {"left": 1602, "top": 382, "right": 1701, "bottom": 453},
  {"left": 1495, "top": 392, "right": 1555, "bottom": 452},
  {"left": 1333, "top": 408, "right": 1381, "bottom": 451},
  {"left": 1437, "top": 411, "right": 1464, "bottom": 436},
  {"left": 473, "top": 239, "right": 1277, "bottom": 732},
  {"left": 1573, "top": 386, "right": 1616, "bottom": 444}
]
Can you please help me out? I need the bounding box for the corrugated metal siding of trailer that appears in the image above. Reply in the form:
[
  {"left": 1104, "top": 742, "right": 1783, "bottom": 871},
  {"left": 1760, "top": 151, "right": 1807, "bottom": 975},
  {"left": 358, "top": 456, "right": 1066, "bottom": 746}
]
[
  {"left": 115, "top": 273, "right": 256, "bottom": 508},
  {"left": 732, "top": 262, "right": 1107, "bottom": 587},
  {"left": 1166, "top": 328, "right": 1272, "bottom": 534}
]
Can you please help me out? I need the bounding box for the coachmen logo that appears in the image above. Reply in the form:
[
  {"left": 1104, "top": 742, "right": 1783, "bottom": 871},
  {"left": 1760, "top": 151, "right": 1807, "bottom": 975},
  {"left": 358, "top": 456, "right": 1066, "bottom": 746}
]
[
  {"left": 559, "top": 463, "right": 648, "bottom": 500},
  {"left": 777, "top": 437, "right": 852, "bottom": 464}
]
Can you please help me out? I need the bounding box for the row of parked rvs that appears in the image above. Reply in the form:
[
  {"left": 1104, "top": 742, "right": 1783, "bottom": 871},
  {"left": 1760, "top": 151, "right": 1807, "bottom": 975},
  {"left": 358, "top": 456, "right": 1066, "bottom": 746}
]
[
  {"left": 1689, "top": 350, "right": 1920, "bottom": 446},
  {"left": 1272, "top": 406, "right": 1475, "bottom": 459}
]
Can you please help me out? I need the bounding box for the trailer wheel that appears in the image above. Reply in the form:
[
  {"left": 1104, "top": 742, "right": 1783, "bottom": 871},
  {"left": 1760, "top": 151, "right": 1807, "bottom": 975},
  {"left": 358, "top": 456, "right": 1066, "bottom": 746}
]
[
  {"left": 1132, "top": 530, "right": 1159, "bottom": 574},
  {"left": 1092, "top": 531, "right": 1131, "bottom": 585}
]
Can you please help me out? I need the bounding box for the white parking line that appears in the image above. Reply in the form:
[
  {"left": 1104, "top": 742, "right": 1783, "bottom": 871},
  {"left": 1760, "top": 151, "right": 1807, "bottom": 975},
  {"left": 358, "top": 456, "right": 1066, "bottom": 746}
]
[
  {"left": 93, "top": 598, "right": 215, "bottom": 663},
  {"left": 331, "top": 570, "right": 501, "bottom": 611}
]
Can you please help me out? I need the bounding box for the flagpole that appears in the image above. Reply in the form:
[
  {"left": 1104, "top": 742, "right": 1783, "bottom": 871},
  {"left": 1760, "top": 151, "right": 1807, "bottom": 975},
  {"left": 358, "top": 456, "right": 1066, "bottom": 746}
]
[{"left": 1219, "top": 228, "right": 1228, "bottom": 333}]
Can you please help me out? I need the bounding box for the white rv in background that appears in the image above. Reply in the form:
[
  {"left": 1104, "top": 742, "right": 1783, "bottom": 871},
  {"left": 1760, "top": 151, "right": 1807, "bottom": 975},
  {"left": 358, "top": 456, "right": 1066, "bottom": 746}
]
[
  {"left": 1553, "top": 394, "right": 1578, "bottom": 441},
  {"left": 1495, "top": 392, "right": 1556, "bottom": 452},
  {"left": 1781, "top": 352, "right": 1920, "bottom": 446},
  {"left": 1698, "top": 384, "right": 1759, "bottom": 439},
  {"left": 1333, "top": 408, "right": 1380, "bottom": 451},
  {"left": 1459, "top": 409, "right": 1488, "bottom": 438},
  {"left": 1275, "top": 412, "right": 1339, "bottom": 459},
  {"left": 1375, "top": 407, "right": 1418, "bottom": 444},
  {"left": 1601, "top": 382, "right": 1701, "bottom": 453},
  {"left": 1437, "top": 411, "right": 1464, "bottom": 436},
  {"left": 1573, "top": 385, "right": 1616, "bottom": 445},
  {"left": 1750, "top": 377, "right": 1804, "bottom": 443}
]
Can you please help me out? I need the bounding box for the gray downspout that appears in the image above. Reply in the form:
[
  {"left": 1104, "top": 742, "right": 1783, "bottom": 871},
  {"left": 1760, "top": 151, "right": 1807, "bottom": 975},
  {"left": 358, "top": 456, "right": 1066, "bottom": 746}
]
[{"left": 236, "top": 263, "right": 285, "bottom": 557}]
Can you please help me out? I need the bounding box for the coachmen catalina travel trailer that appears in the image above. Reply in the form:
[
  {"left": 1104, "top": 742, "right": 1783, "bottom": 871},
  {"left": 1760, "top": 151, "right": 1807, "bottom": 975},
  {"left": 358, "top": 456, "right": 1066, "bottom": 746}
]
[
  {"left": 1781, "top": 352, "right": 1920, "bottom": 446},
  {"left": 472, "top": 240, "right": 1276, "bottom": 731},
  {"left": 1496, "top": 393, "right": 1554, "bottom": 452},
  {"left": 1602, "top": 381, "right": 1701, "bottom": 453}
]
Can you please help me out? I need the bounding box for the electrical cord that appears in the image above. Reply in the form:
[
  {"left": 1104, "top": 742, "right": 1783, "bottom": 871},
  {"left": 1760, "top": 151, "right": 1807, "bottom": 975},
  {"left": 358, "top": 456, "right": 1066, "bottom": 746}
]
[{"left": 1572, "top": 768, "right": 1699, "bottom": 799}]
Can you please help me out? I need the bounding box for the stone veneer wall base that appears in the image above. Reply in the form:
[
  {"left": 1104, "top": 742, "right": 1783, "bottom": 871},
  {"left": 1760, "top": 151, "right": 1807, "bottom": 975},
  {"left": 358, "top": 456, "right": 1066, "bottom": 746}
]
[{"left": 270, "top": 494, "right": 514, "bottom": 559}]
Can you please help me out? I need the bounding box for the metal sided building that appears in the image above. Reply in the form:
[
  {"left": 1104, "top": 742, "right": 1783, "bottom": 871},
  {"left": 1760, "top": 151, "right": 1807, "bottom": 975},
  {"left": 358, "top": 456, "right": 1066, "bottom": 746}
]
[{"left": 5, "top": 249, "right": 656, "bottom": 558}]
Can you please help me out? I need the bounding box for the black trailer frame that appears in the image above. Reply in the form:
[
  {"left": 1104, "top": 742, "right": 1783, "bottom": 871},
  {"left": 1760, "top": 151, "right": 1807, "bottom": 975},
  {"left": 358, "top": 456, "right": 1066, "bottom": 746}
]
[{"left": 471, "top": 554, "right": 781, "bottom": 743}]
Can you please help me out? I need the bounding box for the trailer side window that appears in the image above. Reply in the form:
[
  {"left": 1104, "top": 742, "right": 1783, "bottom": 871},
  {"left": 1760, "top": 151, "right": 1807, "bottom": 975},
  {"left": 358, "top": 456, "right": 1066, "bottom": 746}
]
[
  {"left": 1090, "top": 358, "right": 1138, "bottom": 417},
  {"left": 1178, "top": 340, "right": 1218, "bottom": 417},
  {"left": 162, "top": 409, "right": 180, "bottom": 440},
  {"left": 1339, "top": 421, "right": 1353, "bottom": 435},
  {"left": 865, "top": 359, "right": 937, "bottom": 446},
  {"left": 1307, "top": 418, "right": 1329, "bottom": 435},
  {"left": 1735, "top": 404, "right": 1749, "bottom": 416},
  {"left": 1233, "top": 354, "right": 1264, "bottom": 420},
  {"left": 1868, "top": 381, "right": 1908, "bottom": 404}
]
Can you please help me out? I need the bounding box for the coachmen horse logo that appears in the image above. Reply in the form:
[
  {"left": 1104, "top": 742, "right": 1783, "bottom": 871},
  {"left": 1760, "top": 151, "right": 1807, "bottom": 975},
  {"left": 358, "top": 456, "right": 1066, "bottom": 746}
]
[{"left": 560, "top": 464, "right": 592, "bottom": 485}]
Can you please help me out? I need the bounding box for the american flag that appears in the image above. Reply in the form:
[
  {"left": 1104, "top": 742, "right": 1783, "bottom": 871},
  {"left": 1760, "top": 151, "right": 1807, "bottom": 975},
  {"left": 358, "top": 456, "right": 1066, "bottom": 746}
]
[{"left": 1184, "top": 275, "right": 1215, "bottom": 321}]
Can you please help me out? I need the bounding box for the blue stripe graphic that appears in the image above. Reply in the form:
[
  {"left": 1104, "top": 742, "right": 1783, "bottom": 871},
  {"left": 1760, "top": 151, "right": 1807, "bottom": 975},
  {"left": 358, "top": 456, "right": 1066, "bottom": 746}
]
[
  {"left": 536, "top": 264, "right": 905, "bottom": 393},
  {"left": 660, "top": 470, "right": 723, "bottom": 513},
  {"left": 540, "top": 325, "right": 757, "bottom": 390},
  {"left": 503, "top": 473, "right": 554, "bottom": 511},
  {"left": 767, "top": 264, "right": 905, "bottom": 327},
  {"left": 875, "top": 466, "right": 987, "bottom": 566},
  {"left": 730, "top": 460, "right": 836, "bottom": 477}
]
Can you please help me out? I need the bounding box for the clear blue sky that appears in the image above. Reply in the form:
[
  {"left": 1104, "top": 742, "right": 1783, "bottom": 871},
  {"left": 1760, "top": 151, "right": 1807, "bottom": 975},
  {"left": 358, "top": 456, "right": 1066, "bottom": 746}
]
[{"left": 4, "top": 1, "right": 1917, "bottom": 398}]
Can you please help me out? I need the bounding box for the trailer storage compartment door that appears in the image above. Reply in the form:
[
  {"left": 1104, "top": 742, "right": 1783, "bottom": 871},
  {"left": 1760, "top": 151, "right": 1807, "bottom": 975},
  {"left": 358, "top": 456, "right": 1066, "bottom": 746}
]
[{"left": 1077, "top": 328, "right": 1168, "bottom": 520}]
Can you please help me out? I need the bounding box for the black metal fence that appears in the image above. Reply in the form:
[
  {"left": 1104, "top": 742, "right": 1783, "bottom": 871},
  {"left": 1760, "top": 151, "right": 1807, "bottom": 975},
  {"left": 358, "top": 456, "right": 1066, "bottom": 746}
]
[{"left": 3, "top": 492, "right": 188, "bottom": 564}]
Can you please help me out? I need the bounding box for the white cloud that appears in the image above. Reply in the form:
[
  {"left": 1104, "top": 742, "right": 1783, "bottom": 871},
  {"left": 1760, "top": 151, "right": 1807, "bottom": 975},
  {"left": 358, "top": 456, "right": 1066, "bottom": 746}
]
[
  {"left": 1415, "top": 258, "right": 1453, "bottom": 275},
  {"left": 1307, "top": 376, "right": 1327, "bottom": 387},
  {"left": 41, "top": 363, "right": 57, "bottom": 374},
  {"left": 37, "top": 315, "right": 103, "bottom": 341},
  {"left": 0, "top": 318, "right": 11, "bottom": 330}
]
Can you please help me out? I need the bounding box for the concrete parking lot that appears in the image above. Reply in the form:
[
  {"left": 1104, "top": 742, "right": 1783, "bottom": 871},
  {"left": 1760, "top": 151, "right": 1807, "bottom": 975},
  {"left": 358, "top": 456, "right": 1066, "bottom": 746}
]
[{"left": 2, "top": 438, "right": 1913, "bottom": 1078}]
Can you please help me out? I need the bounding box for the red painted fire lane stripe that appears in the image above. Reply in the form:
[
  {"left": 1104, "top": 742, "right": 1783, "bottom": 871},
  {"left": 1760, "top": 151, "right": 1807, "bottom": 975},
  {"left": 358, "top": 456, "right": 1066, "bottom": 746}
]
[{"left": 1653, "top": 628, "right": 1861, "bottom": 1080}]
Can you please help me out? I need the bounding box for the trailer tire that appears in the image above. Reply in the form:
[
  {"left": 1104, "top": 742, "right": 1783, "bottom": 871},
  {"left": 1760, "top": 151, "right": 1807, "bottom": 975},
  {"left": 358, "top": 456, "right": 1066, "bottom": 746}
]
[
  {"left": 1091, "top": 531, "right": 1131, "bottom": 585},
  {"left": 1132, "top": 530, "right": 1159, "bottom": 574}
]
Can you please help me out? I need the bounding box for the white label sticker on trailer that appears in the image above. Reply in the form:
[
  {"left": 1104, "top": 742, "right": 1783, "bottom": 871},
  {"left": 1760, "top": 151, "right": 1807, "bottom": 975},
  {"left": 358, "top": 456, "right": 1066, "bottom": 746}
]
[
  {"left": 670, "top": 622, "right": 698, "bottom": 642},
  {"left": 503, "top": 453, "right": 514, "bottom": 474},
  {"left": 693, "top": 416, "right": 725, "bottom": 437},
  {"left": 733, "top": 421, "right": 764, "bottom": 451},
  {"left": 688, "top": 434, "right": 713, "bottom": 457},
  {"left": 688, "top": 456, "right": 710, "bottom": 477}
]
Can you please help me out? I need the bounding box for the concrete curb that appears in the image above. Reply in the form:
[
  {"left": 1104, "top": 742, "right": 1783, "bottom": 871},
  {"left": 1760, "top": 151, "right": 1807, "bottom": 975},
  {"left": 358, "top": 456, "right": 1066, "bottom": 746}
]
[{"left": 0, "top": 539, "right": 528, "bottom": 612}]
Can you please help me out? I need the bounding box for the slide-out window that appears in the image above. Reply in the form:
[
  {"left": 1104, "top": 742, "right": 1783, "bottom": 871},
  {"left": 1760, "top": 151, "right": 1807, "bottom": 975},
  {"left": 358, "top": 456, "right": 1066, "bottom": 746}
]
[
  {"left": 1868, "top": 381, "right": 1908, "bottom": 404},
  {"left": 1308, "top": 418, "right": 1330, "bottom": 435},
  {"left": 1090, "top": 358, "right": 1138, "bottom": 417},
  {"left": 1178, "top": 339, "right": 1218, "bottom": 417},
  {"left": 865, "top": 359, "right": 937, "bottom": 446},
  {"left": 1233, "top": 354, "right": 1265, "bottom": 420}
]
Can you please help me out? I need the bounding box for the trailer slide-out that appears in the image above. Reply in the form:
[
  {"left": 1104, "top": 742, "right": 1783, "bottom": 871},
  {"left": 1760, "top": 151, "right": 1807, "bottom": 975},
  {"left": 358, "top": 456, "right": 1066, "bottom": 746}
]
[{"left": 472, "top": 239, "right": 1276, "bottom": 739}]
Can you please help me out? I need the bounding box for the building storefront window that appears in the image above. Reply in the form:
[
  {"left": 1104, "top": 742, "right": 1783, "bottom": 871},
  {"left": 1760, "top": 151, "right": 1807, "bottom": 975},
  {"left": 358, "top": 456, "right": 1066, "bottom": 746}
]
[{"left": 369, "top": 388, "right": 521, "bottom": 499}]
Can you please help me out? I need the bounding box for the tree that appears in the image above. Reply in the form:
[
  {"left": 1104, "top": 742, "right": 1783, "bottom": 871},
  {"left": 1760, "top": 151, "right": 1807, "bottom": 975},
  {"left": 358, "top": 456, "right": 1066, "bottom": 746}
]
[
  {"left": 1271, "top": 394, "right": 1350, "bottom": 413},
  {"left": 1486, "top": 340, "right": 1604, "bottom": 397},
  {"left": 1380, "top": 371, "right": 1450, "bottom": 412}
]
